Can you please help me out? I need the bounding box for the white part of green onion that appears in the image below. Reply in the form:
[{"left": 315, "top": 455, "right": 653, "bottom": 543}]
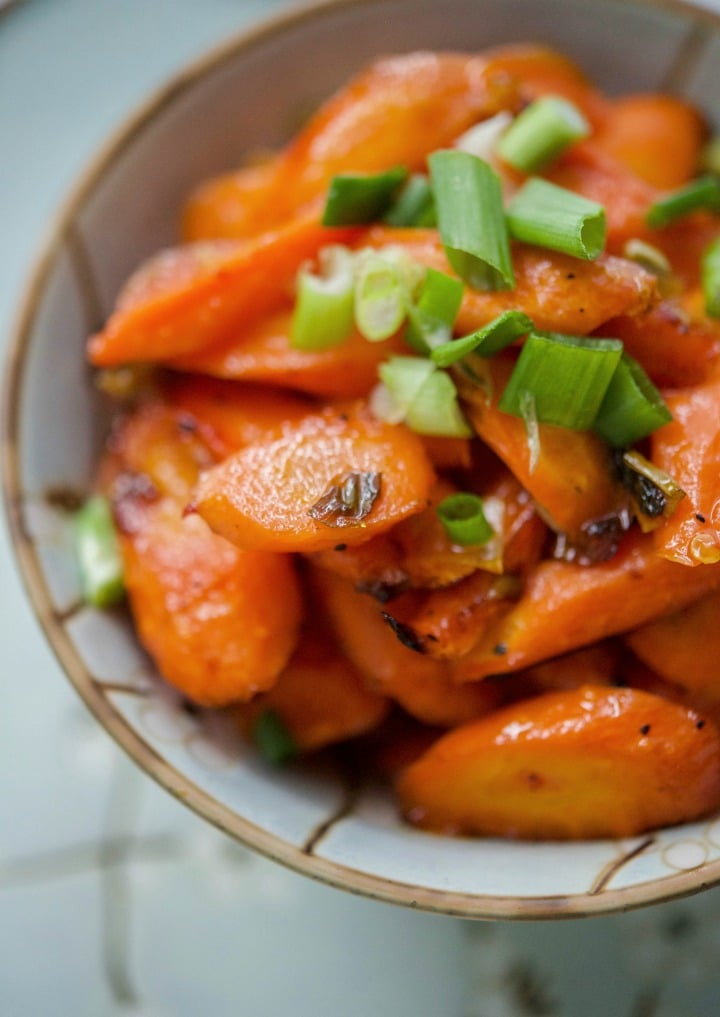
[
  {"left": 454, "top": 111, "right": 514, "bottom": 162},
  {"left": 354, "top": 250, "right": 411, "bottom": 342}
]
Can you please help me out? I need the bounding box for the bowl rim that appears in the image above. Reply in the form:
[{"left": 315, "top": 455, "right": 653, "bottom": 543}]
[{"left": 4, "top": 0, "right": 720, "bottom": 920}]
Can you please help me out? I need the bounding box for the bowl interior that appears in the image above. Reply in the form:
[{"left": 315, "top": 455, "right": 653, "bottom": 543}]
[{"left": 5, "top": 0, "right": 720, "bottom": 918}]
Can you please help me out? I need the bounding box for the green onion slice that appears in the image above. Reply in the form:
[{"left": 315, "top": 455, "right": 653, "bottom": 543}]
[
  {"left": 377, "top": 356, "right": 472, "bottom": 437},
  {"left": 519, "top": 389, "right": 541, "bottom": 474},
  {"left": 498, "top": 332, "right": 623, "bottom": 430},
  {"left": 354, "top": 250, "right": 409, "bottom": 341},
  {"left": 592, "top": 352, "right": 672, "bottom": 447},
  {"left": 496, "top": 95, "right": 590, "bottom": 173},
  {"left": 646, "top": 175, "right": 720, "bottom": 229},
  {"left": 74, "top": 495, "right": 125, "bottom": 609},
  {"left": 405, "top": 268, "right": 464, "bottom": 353},
  {"left": 701, "top": 234, "right": 720, "bottom": 317},
  {"left": 436, "top": 492, "right": 494, "bottom": 546},
  {"left": 253, "top": 710, "right": 298, "bottom": 766},
  {"left": 506, "top": 178, "right": 606, "bottom": 260},
  {"left": 322, "top": 166, "right": 408, "bottom": 225},
  {"left": 384, "top": 174, "right": 436, "bottom": 227},
  {"left": 428, "top": 150, "right": 515, "bottom": 291},
  {"left": 291, "top": 245, "right": 355, "bottom": 350},
  {"left": 431, "top": 309, "right": 533, "bottom": 366},
  {"left": 454, "top": 111, "right": 514, "bottom": 161}
]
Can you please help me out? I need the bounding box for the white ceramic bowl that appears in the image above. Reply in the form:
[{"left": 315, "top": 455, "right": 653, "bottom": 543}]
[{"left": 5, "top": 0, "right": 720, "bottom": 919}]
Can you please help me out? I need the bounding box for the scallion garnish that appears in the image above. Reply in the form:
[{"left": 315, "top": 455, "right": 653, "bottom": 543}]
[
  {"left": 454, "top": 111, "right": 514, "bottom": 162},
  {"left": 498, "top": 332, "right": 623, "bottom": 430},
  {"left": 253, "top": 709, "right": 298, "bottom": 765},
  {"left": 506, "top": 178, "right": 606, "bottom": 260},
  {"left": 74, "top": 495, "right": 125, "bottom": 608},
  {"left": 354, "top": 251, "right": 409, "bottom": 341},
  {"left": 646, "top": 175, "right": 720, "bottom": 229},
  {"left": 436, "top": 492, "right": 494, "bottom": 546},
  {"left": 428, "top": 150, "right": 515, "bottom": 291},
  {"left": 405, "top": 268, "right": 464, "bottom": 353},
  {"left": 622, "top": 238, "right": 671, "bottom": 277},
  {"left": 383, "top": 174, "right": 436, "bottom": 227},
  {"left": 322, "top": 166, "right": 408, "bottom": 225},
  {"left": 701, "top": 234, "right": 720, "bottom": 317},
  {"left": 430, "top": 309, "right": 533, "bottom": 367},
  {"left": 496, "top": 95, "right": 590, "bottom": 173},
  {"left": 376, "top": 356, "right": 472, "bottom": 437},
  {"left": 291, "top": 245, "right": 355, "bottom": 350},
  {"left": 592, "top": 352, "right": 672, "bottom": 447}
]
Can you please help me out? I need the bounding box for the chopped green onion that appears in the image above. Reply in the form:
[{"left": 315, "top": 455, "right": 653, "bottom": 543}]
[
  {"left": 616, "top": 449, "right": 685, "bottom": 526},
  {"left": 322, "top": 166, "right": 408, "bottom": 225},
  {"left": 496, "top": 95, "right": 590, "bottom": 173},
  {"left": 436, "top": 492, "right": 494, "bottom": 546},
  {"left": 592, "top": 352, "right": 672, "bottom": 447},
  {"left": 253, "top": 710, "right": 298, "bottom": 765},
  {"left": 701, "top": 234, "right": 720, "bottom": 317},
  {"left": 498, "top": 332, "right": 623, "bottom": 430},
  {"left": 377, "top": 356, "right": 472, "bottom": 437},
  {"left": 622, "top": 238, "right": 671, "bottom": 277},
  {"left": 519, "top": 389, "right": 541, "bottom": 474},
  {"left": 384, "top": 174, "right": 436, "bottom": 227},
  {"left": 431, "top": 309, "right": 533, "bottom": 366},
  {"left": 354, "top": 251, "right": 408, "bottom": 341},
  {"left": 506, "top": 178, "right": 606, "bottom": 260},
  {"left": 454, "top": 111, "right": 514, "bottom": 161},
  {"left": 405, "top": 268, "right": 464, "bottom": 353},
  {"left": 74, "top": 495, "right": 125, "bottom": 608},
  {"left": 646, "top": 175, "right": 720, "bottom": 229},
  {"left": 291, "top": 245, "right": 355, "bottom": 350},
  {"left": 428, "top": 150, "right": 515, "bottom": 291}
]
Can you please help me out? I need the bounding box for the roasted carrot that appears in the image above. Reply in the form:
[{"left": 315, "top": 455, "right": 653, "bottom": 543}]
[
  {"left": 651, "top": 373, "right": 720, "bottom": 566},
  {"left": 311, "top": 566, "right": 503, "bottom": 728},
  {"left": 102, "top": 401, "right": 302, "bottom": 706},
  {"left": 87, "top": 215, "right": 361, "bottom": 367},
  {"left": 454, "top": 530, "right": 720, "bottom": 681},
  {"left": 397, "top": 686, "right": 720, "bottom": 839},
  {"left": 182, "top": 160, "right": 278, "bottom": 243},
  {"left": 191, "top": 401, "right": 435, "bottom": 553}
]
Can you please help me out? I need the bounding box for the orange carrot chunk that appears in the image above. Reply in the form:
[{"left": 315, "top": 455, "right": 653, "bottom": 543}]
[
  {"left": 191, "top": 401, "right": 435, "bottom": 553},
  {"left": 397, "top": 685, "right": 720, "bottom": 839}
]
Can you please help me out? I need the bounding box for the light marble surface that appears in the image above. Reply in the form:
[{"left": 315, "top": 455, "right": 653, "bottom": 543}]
[{"left": 2, "top": 2, "right": 720, "bottom": 1015}]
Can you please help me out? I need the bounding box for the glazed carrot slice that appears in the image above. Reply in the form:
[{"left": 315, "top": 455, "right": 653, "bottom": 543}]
[
  {"left": 594, "top": 94, "right": 705, "bottom": 189},
  {"left": 457, "top": 354, "right": 623, "bottom": 539},
  {"left": 171, "top": 309, "right": 408, "bottom": 398},
  {"left": 397, "top": 685, "right": 720, "bottom": 839},
  {"left": 651, "top": 374, "right": 720, "bottom": 566},
  {"left": 625, "top": 589, "right": 720, "bottom": 708},
  {"left": 236, "top": 610, "right": 389, "bottom": 753},
  {"left": 366, "top": 227, "right": 659, "bottom": 335},
  {"left": 87, "top": 215, "right": 361, "bottom": 367},
  {"left": 455, "top": 529, "right": 720, "bottom": 681},
  {"left": 103, "top": 402, "right": 302, "bottom": 706},
  {"left": 191, "top": 401, "right": 435, "bottom": 553},
  {"left": 182, "top": 160, "right": 278, "bottom": 243},
  {"left": 310, "top": 566, "right": 503, "bottom": 728}
]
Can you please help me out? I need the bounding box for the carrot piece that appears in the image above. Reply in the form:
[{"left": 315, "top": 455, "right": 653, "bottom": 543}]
[
  {"left": 103, "top": 402, "right": 302, "bottom": 706},
  {"left": 455, "top": 529, "right": 720, "bottom": 681},
  {"left": 594, "top": 94, "right": 705, "bottom": 189},
  {"left": 191, "top": 401, "right": 435, "bottom": 553},
  {"left": 418, "top": 435, "right": 473, "bottom": 471},
  {"left": 397, "top": 685, "right": 720, "bottom": 839},
  {"left": 182, "top": 160, "right": 278, "bottom": 243},
  {"left": 161, "top": 375, "right": 315, "bottom": 458},
  {"left": 598, "top": 295, "right": 720, "bottom": 389},
  {"left": 651, "top": 375, "right": 720, "bottom": 566},
  {"left": 520, "top": 642, "right": 622, "bottom": 694},
  {"left": 170, "top": 309, "right": 408, "bottom": 398},
  {"left": 625, "top": 589, "right": 720, "bottom": 709},
  {"left": 366, "top": 226, "right": 659, "bottom": 335},
  {"left": 87, "top": 215, "right": 361, "bottom": 367},
  {"left": 310, "top": 566, "right": 503, "bottom": 727},
  {"left": 236, "top": 609, "right": 389, "bottom": 753},
  {"left": 457, "top": 354, "right": 623, "bottom": 539}
]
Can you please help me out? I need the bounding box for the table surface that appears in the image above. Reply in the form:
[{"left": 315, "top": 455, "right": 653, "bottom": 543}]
[{"left": 3, "top": 2, "right": 720, "bottom": 1015}]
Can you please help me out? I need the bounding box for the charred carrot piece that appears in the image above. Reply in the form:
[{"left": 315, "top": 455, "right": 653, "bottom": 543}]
[
  {"left": 310, "top": 566, "right": 503, "bottom": 728},
  {"left": 87, "top": 215, "right": 361, "bottom": 367},
  {"left": 191, "top": 401, "right": 435, "bottom": 553},
  {"left": 651, "top": 374, "right": 720, "bottom": 566},
  {"left": 455, "top": 529, "right": 720, "bottom": 681},
  {"left": 102, "top": 401, "right": 302, "bottom": 706},
  {"left": 397, "top": 685, "right": 720, "bottom": 839}
]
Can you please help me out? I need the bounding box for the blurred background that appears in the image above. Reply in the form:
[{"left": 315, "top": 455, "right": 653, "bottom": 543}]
[{"left": 2, "top": 2, "right": 720, "bottom": 1014}]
